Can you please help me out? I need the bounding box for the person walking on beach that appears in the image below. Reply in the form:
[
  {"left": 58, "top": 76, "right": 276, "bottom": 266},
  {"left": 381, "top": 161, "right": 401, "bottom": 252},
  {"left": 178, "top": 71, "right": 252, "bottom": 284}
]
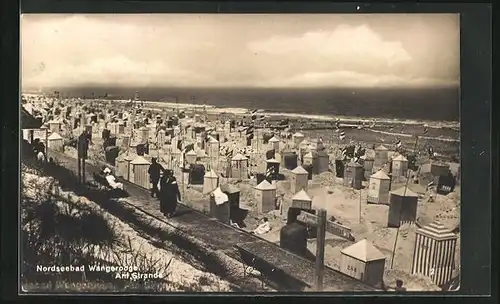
[
  {"left": 159, "top": 173, "right": 168, "bottom": 215},
  {"left": 159, "top": 169, "right": 181, "bottom": 218},
  {"left": 148, "top": 157, "right": 164, "bottom": 198}
]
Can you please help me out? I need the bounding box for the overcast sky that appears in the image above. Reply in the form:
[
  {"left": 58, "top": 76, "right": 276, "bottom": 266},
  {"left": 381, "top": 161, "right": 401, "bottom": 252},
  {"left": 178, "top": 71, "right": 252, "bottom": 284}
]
[{"left": 21, "top": 14, "right": 460, "bottom": 89}]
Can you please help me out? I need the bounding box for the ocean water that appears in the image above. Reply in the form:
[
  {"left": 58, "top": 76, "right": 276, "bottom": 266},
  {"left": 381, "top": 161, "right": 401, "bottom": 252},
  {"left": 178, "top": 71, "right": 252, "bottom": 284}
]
[{"left": 54, "top": 86, "right": 460, "bottom": 122}]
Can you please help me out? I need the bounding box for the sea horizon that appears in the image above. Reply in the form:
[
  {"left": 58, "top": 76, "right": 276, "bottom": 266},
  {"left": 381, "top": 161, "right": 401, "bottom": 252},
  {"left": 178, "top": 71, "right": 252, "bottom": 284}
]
[{"left": 24, "top": 86, "right": 460, "bottom": 122}]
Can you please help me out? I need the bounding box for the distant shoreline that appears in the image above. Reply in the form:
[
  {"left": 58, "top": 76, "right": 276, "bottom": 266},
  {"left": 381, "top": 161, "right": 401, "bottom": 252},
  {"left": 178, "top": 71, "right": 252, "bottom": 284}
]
[
  {"left": 120, "top": 99, "right": 460, "bottom": 130},
  {"left": 21, "top": 93, "right": 460, "bottom": 129},
  {"left": 22, "top": 85, "right": 460, "bottom": 123},
  {"left": 21, "top": 94, "right": 460, "bottom": 151}
]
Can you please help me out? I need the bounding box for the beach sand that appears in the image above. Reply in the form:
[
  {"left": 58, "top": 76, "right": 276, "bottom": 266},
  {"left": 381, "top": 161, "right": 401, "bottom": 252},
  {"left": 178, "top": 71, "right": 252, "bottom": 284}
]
[{"left": 24, "top": 95, "right": 461, "bottom": 291}]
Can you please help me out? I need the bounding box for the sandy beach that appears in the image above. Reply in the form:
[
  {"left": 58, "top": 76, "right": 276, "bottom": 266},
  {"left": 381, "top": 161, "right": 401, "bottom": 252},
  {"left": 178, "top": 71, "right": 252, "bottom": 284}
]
[{"left": 23, "top": 91, "right": 462, "bottom": 292}]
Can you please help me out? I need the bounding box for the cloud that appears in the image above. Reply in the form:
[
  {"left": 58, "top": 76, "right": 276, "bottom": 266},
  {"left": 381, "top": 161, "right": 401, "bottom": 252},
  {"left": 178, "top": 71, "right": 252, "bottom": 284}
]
[
  {"left": 22, "top": 55, "right": 212, "bottom": 88},
  {"left": 248, "top": 25, "right": 412, "bottom": 66},
  {"left": 245, "top": 24, "right": 456, "bottom": 87},
  {"left": 21, "top": 15, "right": 214, "bottom": 88},
  {"left": 21, "top": 15, "right": 459, "bottom": 89}
]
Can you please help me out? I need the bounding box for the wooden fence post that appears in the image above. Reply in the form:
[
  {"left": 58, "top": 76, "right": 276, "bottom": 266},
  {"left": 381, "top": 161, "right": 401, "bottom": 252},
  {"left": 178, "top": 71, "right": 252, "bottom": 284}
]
[
  {"left": 77, "top": 133, "right": 89, "bottom": 184},
  {"left": 77, "top": 157, "right": 82, "bottom": 183},
  {"left": 45, "top": 128, "right": 49, "bottom": 160},
  {"left": 315, "top": 209, "right": 327, "bottom": 291},
  {"left": 82, "top": 158, "right": 86, "bottom": 184}
]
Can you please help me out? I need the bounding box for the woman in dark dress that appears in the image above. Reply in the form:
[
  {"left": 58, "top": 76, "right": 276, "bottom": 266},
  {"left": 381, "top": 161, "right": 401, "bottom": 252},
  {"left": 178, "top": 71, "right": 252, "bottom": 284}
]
[
  {"left": 159, "top": 170, "right": 181, "bottom": 218},
  {"left": 159, "top": 172, "right": 169, "bottom": 215}
]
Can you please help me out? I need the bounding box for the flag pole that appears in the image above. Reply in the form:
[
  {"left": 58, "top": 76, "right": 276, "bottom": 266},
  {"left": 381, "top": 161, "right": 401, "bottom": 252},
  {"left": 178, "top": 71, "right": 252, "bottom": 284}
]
[
  {"left": 256, "top": 122, "right": 259, "bottom": 156},
  {"left": 180, "top": 123, "right": 185, "bottom": 198},
  {"left": 359, "top": 186, "right": 362, "bottom": 224},
  {"left": 182, "top": 161, "right": 185, "bottom": 198},
  {"left": 215, "top": 149, "right": 219, "bottom": 178},
  {"left": 390, "top": 134, "right": 420, "bottom": 269}
]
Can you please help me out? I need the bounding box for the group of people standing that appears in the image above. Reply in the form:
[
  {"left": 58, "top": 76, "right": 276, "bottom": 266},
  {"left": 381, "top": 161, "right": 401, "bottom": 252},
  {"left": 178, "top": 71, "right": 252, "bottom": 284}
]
[{"left": 148, "top": 157, "right": 181, "bottom": 218}]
